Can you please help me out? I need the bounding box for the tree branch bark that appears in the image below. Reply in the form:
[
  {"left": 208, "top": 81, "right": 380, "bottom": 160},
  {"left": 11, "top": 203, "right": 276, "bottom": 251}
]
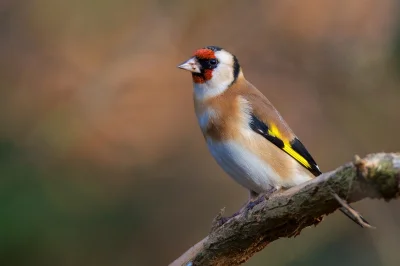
[{"left": 170, "top": 153, "right": 400, "bottom": 266}]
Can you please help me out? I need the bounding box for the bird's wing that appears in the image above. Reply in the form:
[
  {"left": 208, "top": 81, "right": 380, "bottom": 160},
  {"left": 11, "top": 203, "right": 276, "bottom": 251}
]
[{"left": 241, "top": 82, "right": 321, "bottom": 177}]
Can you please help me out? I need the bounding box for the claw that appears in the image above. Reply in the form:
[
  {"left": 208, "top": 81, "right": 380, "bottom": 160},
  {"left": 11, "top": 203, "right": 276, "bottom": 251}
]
[{"left": 246, "top": 195, "right": 266, "bottom": 210}]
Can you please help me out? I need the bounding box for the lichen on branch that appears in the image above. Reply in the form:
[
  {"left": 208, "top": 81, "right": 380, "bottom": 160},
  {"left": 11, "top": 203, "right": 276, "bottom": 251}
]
[{"left": 170, "top": 153, "right": 400, "bottom": 266}]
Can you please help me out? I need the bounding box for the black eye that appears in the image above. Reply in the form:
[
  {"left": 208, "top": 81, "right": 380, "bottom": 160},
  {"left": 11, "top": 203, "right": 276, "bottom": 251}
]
[{"left": 209, "top": 59, "right": 218, "bottom": 66}]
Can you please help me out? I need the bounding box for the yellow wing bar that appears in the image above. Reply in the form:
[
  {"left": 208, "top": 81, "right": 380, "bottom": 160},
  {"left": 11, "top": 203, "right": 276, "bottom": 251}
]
[{"left": 250, "top": 115, "right": 321, "bottom": 176}]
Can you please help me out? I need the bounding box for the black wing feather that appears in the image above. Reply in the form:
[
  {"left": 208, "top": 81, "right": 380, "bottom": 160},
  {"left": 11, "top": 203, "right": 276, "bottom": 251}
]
[
  {"left": 290, "top": 138, "right": 321, "bottom": 176},
  {"left": 249, "top": 114, "right": 321, "bottom": 176},
  {"left": 249, "top": 114, "right": 284, "bottom": 149}
]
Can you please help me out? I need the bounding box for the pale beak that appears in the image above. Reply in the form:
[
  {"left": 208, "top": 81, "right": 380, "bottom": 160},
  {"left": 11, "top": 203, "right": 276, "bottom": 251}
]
[{"left": 177, "top": 57, "right": 201, "bottom": 73}]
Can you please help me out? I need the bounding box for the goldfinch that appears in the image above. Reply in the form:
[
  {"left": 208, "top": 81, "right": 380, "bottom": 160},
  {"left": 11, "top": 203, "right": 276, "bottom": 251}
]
[{"left": 178, "top": 46, "right": 370, "bottom": 227}]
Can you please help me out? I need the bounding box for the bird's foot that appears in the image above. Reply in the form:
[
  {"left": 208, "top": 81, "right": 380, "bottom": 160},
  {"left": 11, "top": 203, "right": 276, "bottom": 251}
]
[
  {"left": 246, "top": 187, "right": 278, "bottom": 211},
  {"left": 211, "top": 208, "right": 241, "bottom": 230},
  {"left": 211, "top": 187, "right": 279, "bottom": 230},
  {"left": 263, "top": 186, "right": 278, "bottom": 199},
  {"left": 245, "top": 196, "right": 265, "bottom": 210}
]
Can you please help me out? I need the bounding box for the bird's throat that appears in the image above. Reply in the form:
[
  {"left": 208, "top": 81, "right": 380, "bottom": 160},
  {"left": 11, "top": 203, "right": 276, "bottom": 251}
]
[{"left": 192, "top": 69, "right": 213, "bottom": 84}]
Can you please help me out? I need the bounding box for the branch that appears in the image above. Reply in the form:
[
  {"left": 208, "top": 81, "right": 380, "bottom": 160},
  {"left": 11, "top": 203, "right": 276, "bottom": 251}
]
[{"left": 170, "top": 153, "right": 400, "bottom": 266}]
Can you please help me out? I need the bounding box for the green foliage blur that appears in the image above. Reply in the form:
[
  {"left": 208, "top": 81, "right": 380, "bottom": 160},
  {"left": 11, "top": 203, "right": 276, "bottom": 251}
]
[{"left": 1, "top": 1, "right": 400, "bottom": 265}]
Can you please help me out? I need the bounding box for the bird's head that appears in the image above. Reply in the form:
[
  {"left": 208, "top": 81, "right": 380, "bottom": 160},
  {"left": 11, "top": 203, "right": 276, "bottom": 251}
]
[{"left": 178, "top": 46, "right": 241, "bottom": 98}]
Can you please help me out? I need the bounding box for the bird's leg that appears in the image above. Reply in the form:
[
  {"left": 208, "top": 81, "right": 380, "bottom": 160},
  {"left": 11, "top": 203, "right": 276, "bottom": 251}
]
[
  {"left": 245, "top": 187, "right": 278, "bottom": 211},
  {"left": 213, "top": 191, "right": 263, "bottom": 226},
  {"left": 264, "top": 186, "right": 279, "bottom": 198},
  {"left": 214, "top": 187, "right": 279, "bottom": 227},
  {"left": 236, "top": 187, "right": 279, "bottom": 216},
  {"left": 245, "top": 190, "right": 264, "bottom": 210}
]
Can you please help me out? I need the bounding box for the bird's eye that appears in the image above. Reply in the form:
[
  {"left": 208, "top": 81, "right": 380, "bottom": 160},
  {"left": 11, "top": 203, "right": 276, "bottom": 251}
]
[{"left": 209, "top": 59, "right": 218, "bottom": 66}]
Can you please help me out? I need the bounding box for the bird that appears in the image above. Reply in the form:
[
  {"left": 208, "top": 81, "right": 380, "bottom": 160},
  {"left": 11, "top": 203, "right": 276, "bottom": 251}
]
[{"left": 178, "top": 46, "right": 370, "bottom": 228}]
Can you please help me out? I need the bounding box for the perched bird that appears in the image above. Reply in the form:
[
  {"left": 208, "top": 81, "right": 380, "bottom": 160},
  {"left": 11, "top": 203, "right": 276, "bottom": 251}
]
[{"left": 178, "top": 46, "right": 370, "bottom": 227}]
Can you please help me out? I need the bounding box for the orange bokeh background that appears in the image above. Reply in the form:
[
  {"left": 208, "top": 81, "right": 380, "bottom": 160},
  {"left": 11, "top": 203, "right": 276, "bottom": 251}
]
[{"left": 1, "top": 1, "right": 400, "bottom": 265}]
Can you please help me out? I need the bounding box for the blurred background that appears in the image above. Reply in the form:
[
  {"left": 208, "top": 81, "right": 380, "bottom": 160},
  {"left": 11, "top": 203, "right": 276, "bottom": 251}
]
[{"left": 1, "top": 0, "right": 400, "bottom": 265}]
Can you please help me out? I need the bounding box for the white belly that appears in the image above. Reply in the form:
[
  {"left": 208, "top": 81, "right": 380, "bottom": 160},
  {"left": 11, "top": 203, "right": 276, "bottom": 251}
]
[{"left": 207, "top": 139, "right": 283, "bottom": 194}]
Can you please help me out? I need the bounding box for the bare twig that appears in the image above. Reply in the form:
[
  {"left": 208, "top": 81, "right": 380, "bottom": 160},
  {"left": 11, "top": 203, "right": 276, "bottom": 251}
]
[{"left": 170, "top": 153, "right": 400, "bottom": 266}]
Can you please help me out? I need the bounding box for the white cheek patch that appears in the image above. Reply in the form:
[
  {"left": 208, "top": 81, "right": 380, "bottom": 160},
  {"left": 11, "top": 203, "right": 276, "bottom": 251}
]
[
  {"left": 210, "top": 50, "right": 234, "bottom": 89},
  {"left": 215, "top": 50, "right": 234, "bottom": 66},
  {"left": 209, "top": 65, "right": 233, "bottom": 88}
]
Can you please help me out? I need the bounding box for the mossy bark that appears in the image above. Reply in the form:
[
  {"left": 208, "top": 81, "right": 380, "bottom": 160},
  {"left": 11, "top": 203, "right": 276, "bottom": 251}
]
[{"left": 171, "top": 153, "right": 400, "bottom": 266}]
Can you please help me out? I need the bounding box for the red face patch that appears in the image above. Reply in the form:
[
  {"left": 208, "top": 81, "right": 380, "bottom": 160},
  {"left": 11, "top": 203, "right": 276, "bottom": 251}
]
[
  {"left": 192, "top": 48, "right": 216, "bottom": 83},
  {"left": 193, "top": 48, "right": 216, "bottom": 60},
  {"left": 192, "top": 69, "right": 213, "bottom": 84}
]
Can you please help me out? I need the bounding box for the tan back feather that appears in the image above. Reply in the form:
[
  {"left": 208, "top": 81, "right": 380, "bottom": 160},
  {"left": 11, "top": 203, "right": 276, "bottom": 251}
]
[{"left": 230, "top": 77, "right": 296, "bottom": 142}]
